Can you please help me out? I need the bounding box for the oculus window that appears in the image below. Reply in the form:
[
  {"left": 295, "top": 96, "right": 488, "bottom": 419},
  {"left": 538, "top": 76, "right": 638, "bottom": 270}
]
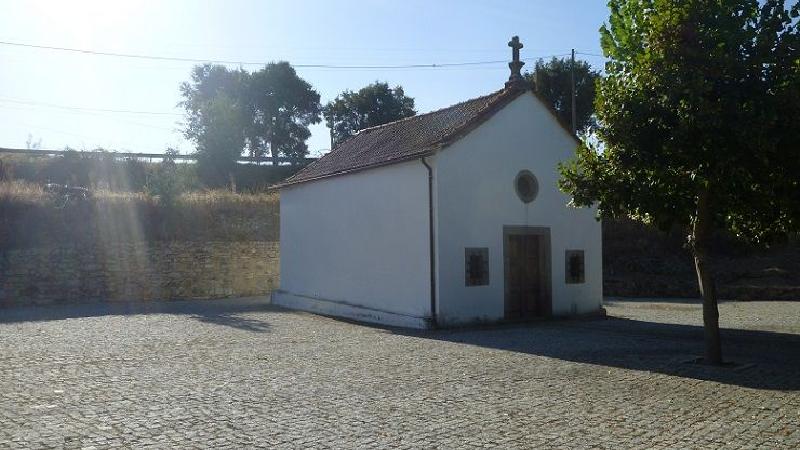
[
  {"left": 465, "top": 248, "right": 489, "bottom": 286},
  {"left": 565, "top": 250, "right": 585, "bottom": 284},
  {"left": 514, "top": 170, "right": 539, "bottom": 203}
]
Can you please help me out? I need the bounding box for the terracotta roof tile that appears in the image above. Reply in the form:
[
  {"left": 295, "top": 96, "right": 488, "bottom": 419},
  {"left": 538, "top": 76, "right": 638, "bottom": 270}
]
[{"left": 277, "top": 87, "right": 528, "bottom": 187}]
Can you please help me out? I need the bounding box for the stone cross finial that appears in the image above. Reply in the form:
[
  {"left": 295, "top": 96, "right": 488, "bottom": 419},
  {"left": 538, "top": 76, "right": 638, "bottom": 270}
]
[{"left": 505, "top": 36, "right": 526, "bottom": 89}]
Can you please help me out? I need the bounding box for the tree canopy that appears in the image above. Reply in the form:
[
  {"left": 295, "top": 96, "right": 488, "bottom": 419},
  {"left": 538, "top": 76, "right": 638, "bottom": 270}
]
[
  {"left": 560, "top": 0, "right": 800, "bottom": 364},
  {"left": 247, "top": 63, "right": 322, "bottom": 159},
  {"left": 194, "top": 93, "right": 246, "bottom": 187},
  {"left": 323, "top": 82, "right": 416, "bottom": 146},
  {"left": 180, "top": 62, "right": 321, "bottom": 161},
  {"left": 525, "top": 57, "right": 600, "bottom": 133}
]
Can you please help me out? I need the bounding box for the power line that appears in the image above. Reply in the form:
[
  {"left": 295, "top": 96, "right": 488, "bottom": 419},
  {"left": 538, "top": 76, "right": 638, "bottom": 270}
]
[
  {"left": 576, "top": 51, "right": 606, "bottom": 58},
  {"left": 0, "top": 40, "right": 570, "bottom": 69},
  {"left": 0, "top": 102, "right": 180, "bottom": 132},
  {"left": 3, "top": 116, "right": 180, "bottom": 154},
  {"left": 0, "top": 97, "right": 182, "bottom": 116}
]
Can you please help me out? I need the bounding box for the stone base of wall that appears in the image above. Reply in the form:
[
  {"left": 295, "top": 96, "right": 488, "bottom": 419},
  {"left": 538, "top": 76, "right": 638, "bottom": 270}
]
[{"left": 0, "top": 241, "right": 279, "bottom": 306}]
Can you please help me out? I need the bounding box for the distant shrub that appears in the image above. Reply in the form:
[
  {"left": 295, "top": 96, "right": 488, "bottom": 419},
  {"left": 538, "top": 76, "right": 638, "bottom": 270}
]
[
  {"left": 0, "top": 159, "right": 10, "bottom": 182},
  {"left": 39, "top": 150, "right": 91, "bottom": 186},
  {"left": 0, "top": 152, "right": 305, "bottom": 193},
  {"left": 145, "top": 151, "right": 185, "bottom": 205},
  {"left": 120, "top": 158, "right": 148, "bottom": 191},
  {"left": 232, "top": 164, "right": 301, "bottom": 192}
]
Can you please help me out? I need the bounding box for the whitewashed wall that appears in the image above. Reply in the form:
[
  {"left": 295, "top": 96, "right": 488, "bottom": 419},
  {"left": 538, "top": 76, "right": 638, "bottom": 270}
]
[
  {"left": 274, "top": 160, "right": 432, "bottom": 327},
  {"left": 435, "top": 92, "right": 603, "bottom": 325}
]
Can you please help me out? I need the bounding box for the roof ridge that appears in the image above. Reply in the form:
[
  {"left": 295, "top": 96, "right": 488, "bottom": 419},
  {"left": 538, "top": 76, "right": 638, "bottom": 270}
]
[
  {"left": 354, "top": 88, "right": 508, "bottom": 135},
  {"left": 425, "top": 87, "right": 527, "bottom": 149},
  {"left": 277, "top": 86, "right": 531, "bottom": 188}
]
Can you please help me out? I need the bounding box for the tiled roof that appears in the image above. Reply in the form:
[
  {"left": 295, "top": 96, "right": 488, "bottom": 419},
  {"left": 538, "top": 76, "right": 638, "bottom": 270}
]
[{"left": 277, "top": 86, "right": 528, "bottom": 187}]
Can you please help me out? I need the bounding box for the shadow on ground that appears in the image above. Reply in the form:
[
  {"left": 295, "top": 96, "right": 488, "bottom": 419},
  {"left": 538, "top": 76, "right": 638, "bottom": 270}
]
[
  {"left": 392, "top": 316, "right": 800, "bottom": 391},
  {"left": 3, "top": 297, "right": 799, "bottom": 390},
  {"left": 0, "top": 297, "right": 282, "bottom": 333}
]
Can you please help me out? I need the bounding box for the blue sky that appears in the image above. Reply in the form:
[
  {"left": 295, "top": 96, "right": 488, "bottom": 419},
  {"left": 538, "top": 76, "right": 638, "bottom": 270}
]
[{"left": 0, "top": 1, "right": 610, "bottom": 156}]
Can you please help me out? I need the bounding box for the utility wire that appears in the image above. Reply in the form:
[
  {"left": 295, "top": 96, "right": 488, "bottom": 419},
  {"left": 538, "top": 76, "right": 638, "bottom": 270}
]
[
  {"left": 576, "top": 51, "right": 606, "bottom": 58},
  {"left": 0, "top": 40, "right": 570, "bottom": 69},
  {"left": 0, "top": 102, "right": 179, "bottom": 132},
  {"left": 0, "top": 41, "right": 603, "bottom": 150},
  {"left": 0, "top": 97, "right": 182, "bottom": 116}
]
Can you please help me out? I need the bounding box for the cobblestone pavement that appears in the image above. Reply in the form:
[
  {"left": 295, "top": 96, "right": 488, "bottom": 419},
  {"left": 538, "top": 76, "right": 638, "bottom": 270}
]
[{"left": 1, "top": 298, "right": 799, "bottom": 449}]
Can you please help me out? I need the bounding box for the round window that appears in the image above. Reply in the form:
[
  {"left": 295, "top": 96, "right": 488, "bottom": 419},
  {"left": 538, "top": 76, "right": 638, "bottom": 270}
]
[{"left": 514, "top": 170, "right": 538, "bottom": 203}]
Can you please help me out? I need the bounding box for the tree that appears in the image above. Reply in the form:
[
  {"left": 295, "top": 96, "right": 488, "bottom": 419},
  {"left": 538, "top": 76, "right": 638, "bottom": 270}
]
[
  {"left": 145, "top": 148, "right": 184, "bottom": 205},
  {"left": 560, "top": 0, "right": 800, "bottom": 364},
  {"left": 525, "top": 57, "right": 600, "bottom": 134},
  {"left": 246, "top": 62, "right": 322, "bottom": 159},
  {"left": 194, "top": 94, "right": 246, "bottom": 188},
  {"left": 25, "top": 134, "right": 42, "bottom": 150},
  {"left": 323, "top": 82, "right": 416, "bottom": 146},
  {"left": 180, "top": 64, "right": 249, "bottom": 145},
  {"left": 180, "top": 62, "right": 321, "bottom": 161}
]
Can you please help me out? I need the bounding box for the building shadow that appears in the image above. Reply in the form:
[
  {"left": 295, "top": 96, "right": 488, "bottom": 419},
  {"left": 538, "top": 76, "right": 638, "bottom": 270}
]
[
  {"left": 191, "top": 312, "right": 273, "bottom": 333},
  {"left": 391, "top": 316, "right": 800, "bottom": 391},
  {"left": 0, "top": 297, "right": 283, "bottom": 333}
]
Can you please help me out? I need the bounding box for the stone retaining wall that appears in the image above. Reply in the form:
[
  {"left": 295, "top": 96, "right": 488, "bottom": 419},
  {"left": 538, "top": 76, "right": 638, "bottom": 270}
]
[{"left": 0, "top": 241, "right": 279, "bottom": 305}]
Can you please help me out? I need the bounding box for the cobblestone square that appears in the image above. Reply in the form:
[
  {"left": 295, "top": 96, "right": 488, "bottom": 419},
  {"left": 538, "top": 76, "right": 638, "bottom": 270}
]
[{"left": 1, "top": 298, "right": 799, "bottom": 449}]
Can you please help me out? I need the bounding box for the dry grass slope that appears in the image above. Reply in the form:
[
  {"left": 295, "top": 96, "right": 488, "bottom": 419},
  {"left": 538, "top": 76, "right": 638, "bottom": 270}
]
[{"left": 0, "top": 181, "right": 279, "bottom": 249}]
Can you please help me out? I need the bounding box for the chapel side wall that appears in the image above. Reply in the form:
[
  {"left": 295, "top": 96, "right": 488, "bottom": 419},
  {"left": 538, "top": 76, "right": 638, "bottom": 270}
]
[
  {"left": 435, "top": 92, "right": 603, "bottom": 325},
  {"left": 278, "top": 160, "right": 431, "bottom": 318}
]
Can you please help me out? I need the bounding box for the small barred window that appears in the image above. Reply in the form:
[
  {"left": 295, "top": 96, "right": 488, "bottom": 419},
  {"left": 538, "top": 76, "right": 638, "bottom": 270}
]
[
  {"left": 565, "top": 250, "right": 585, "bottom": 284},
  {"left": 465, "top": 248, "right": 489, "bottom": 286}
]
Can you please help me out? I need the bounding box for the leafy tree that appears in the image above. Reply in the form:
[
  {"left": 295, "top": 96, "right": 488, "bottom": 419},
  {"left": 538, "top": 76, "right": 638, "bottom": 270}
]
[
  {"left": 560, "top": 0, "right": 800, "bottom": 364},
  {"left": 525, "top": 57, "right": 600, "bottom": 133},
  {"left": 246, "top": 62, "right": 322, "bottom": 159},
  {"left": 194, "top": 94, "right": 246, "bottom": 188},
  {"left": 145, "top": 148, "right": 184, "bottom": 205},
  {"left": 323, "top": 82, "right": 416, "bottom": 146},
  {"left": 180, "top": 64, "right": 249, "bottom": 145},
  {"left": 25, "top": 134, "right": 42, "bottom": 150},
  {"left": 180, "top": 62, "right": 321, "bottom": 161}
]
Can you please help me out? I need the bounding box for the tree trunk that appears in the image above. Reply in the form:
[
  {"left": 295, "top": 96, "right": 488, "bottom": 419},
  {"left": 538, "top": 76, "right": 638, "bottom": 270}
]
[
  {"left": 692, "top": 186, "right": 723, "bottom": 365},
  {"left": 270, "top": 136, "right": 277, "bottom": 166},
  {"left": 270, "top": 118, "right": 279, "bottom": 166}
]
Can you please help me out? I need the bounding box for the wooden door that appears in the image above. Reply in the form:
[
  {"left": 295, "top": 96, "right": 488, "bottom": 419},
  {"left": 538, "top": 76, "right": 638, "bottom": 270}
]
[{"left": 505, "top": 232, "right": 550, "bottom": 319}]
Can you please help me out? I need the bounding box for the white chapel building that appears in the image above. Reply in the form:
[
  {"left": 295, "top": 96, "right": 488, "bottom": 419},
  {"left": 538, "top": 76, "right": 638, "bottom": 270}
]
[{"left": 273, "top": 37, "right": 602, "bottom": 328}]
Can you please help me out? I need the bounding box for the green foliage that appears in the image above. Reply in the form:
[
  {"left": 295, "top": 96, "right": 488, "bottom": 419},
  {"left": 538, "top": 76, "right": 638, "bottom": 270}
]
[
  {"left": 194, "top": 94, "right": 246, "bottom": 188},
  {"left": 44, "top": 150, "right": 92, "bottom": 186},
  {"left": 145, "top": 149, "right": 186, "bottom": 205},
  {"left": 525, "top": 57, "right": 600, "bottom": 133},
  {"left": 561, "top": 0, "right": 800, "bottom": 243},
  {"left": 0, "top": 153, "right": 300, "bottom": 193},
  {"left": 4, "top": 150, "right": 149, "bottom": 191},
  {"left": 323, "top": 82, "right": 416, "bottom": 146},
  {"left": 247, "top": 62, "right": 322, "bottom": 158},
  {"left": 0, "top": 158, "right": 10, "bottom": 182},
  {"left": 562, "top": 0, "right": 800, "bottom": 363},
  {"left": 180, "top": 65, "right": 249, "bottom": 145},
  {"left": 180, "top": 62, "right": 321, "bottom": 162},
  {"left": 229, "top": 164, "right": 303, "bottom": 192}
]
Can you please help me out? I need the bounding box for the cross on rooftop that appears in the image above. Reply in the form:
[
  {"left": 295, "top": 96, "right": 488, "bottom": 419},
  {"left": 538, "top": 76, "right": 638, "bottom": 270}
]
[
  {"left": 505, "top": 35, "right": 526, "bottom": 89},
  {"left": 509, "top": 36, "right": 523, "bottom": 62}
]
